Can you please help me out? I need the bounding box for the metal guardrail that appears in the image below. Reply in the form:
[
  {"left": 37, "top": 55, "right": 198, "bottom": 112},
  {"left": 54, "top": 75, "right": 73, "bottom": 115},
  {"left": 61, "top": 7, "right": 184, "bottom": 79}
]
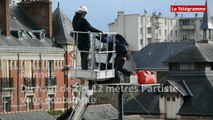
[
  {"left": 24, "top": 78, "right": 36, "bottom": 87},
  {"left": 0, "top": 77, "right": 14, "bottom": 88},
  {"left": 45, "top": 77, "right": 56, "bottom": 86},
  {"left": 70, "top": 31, "right": 116, "bottom": 80}
]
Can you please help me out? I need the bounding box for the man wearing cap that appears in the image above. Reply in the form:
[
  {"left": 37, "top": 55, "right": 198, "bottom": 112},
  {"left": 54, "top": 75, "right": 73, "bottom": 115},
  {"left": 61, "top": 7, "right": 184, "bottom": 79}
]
[{"left": 72, "top": 6, "right": 102, "bottom": 70}]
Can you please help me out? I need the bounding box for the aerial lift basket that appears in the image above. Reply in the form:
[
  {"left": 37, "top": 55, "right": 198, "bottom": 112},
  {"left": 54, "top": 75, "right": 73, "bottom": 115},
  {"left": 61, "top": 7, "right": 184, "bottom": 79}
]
[{"left": 71, "top": 31, "right": 116, "bottom": 81}]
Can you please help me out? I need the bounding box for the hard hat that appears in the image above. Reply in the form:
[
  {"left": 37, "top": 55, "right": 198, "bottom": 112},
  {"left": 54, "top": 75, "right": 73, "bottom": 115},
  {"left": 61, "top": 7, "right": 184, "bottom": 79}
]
[{"left": 77, "top": 6, "right": 88, "bottom": 13}]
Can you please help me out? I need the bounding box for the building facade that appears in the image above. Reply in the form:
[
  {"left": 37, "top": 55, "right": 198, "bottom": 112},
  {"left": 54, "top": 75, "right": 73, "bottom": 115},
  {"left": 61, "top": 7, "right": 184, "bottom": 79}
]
[
  {"left": 0, "top": 0, "right": 80, "bottom": 114},
  {"left": 108, "top": 1, "right": 213, "bottom": 51}
]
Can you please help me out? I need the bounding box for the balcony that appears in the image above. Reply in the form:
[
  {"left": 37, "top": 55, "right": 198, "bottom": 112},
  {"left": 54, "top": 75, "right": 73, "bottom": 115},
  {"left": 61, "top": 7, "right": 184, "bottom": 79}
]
[
  {"left": 45, "top": 77, "right": 56, "bottom": 94},
  {"left": 180, "top": 25, "right": 195, "bottom": 30},
  {"left": 24, "top": 78, "right": 36, "bottom": 87},
  {"left": 0, "top": 78, "right": 14, "bottom": 91},
  {"left": 23, "top": 78, "right": 36, "bottom": 92},
  {"left": 45, "top": 77, "right": 56, "bottom": 86}
]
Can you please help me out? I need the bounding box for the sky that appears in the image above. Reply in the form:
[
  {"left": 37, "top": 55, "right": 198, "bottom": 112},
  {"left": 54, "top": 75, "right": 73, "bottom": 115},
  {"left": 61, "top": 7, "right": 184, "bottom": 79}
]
[{"left": 52, "top": 0, "right": 213, "bottom": 32}]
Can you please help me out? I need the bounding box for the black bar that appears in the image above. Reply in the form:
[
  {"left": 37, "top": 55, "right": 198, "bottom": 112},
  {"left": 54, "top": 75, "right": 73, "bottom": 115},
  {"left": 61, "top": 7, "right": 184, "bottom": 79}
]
[
  {"left": 118, "top": 85, "right": 123, "bottom": 120},
  {"left": 88, "top": 80, "right": 93, "bottom": 90}
]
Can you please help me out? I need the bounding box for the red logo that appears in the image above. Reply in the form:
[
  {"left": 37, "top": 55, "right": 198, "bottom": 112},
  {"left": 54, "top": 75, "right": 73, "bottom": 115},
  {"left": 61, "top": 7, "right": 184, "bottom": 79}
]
[{"left": 171, "top": 5, "right": 207, "bottom": 12}]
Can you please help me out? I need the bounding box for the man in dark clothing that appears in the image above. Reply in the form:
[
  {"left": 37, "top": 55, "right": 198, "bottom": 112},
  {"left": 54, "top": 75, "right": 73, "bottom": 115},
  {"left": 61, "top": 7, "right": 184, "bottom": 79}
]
[
  {"left": 114, "top": 43, "right": 132, "bottom": 76},
  {"left": 72, "top": 6, "right": 102, "bottom": 70},
  {"left": 96, "top": 34, "right": 132, "bottom": 76},
  {"left": 96, "top": 34, "right": 128, "bottom": 64}
]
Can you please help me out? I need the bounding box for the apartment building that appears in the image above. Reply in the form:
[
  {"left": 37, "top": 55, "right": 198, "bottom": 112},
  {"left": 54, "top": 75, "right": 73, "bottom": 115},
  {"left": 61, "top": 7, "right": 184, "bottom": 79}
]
[{"left": 109, "top": 1, "right": 213, "bottom": 51}]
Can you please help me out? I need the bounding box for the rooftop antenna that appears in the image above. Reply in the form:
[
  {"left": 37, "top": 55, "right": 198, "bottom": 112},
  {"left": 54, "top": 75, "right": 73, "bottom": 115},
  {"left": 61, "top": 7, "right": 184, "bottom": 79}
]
[
  {"left": 174, "top": 2, "right": 177, "bottom": 17},
  {"left": 58, "top": 2, "right": 60, "bottom": 8}
]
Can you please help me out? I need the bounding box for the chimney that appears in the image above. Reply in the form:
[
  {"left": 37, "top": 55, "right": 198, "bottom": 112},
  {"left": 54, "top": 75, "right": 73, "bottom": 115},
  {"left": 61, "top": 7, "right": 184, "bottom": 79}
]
[
  {"left": 0, "top": 0, "right": 10, "bottom": 36},
  {"left": 19, "top": 0, "right": 52, "bottom": 38}
]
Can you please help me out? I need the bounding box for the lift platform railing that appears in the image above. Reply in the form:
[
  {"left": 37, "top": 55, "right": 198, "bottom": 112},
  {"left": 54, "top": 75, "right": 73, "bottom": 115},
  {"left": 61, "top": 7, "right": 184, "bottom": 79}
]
[{"left": 71, "top": 31, "right": 117, "bottom": 80}]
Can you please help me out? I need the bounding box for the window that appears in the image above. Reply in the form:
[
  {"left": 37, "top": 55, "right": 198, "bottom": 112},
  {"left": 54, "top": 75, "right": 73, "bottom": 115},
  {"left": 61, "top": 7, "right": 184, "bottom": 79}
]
[
  {"left": 3, "top": 97, "right": 11, "bottom": 112},
  {"left": 165, "top": 29, "right": 167, "bottom": 36},
  {"left": 172, "top": 97, "right": 175, "bottom": 101},
  {"left": 147, "top": 28, "right": 151, "bottom": 34},
  {"left": 48, "top": 94, "right": 55, "bottom": 110},
  {"left": 164, "top": 19, "right": 167, "bottom": 26},
  {"left": 140, "top": 28, "right": 143, "bottom": 33},
  {"left": 170, "top": 20, "right": 173, "bottom": 26},
  {"left": 175, "top": 30, "right": 178, "bottom": 37},
  {"left": 48, "top": 61, "right": 54, "bottom": 77},
  {"left": 159, "top": 29, "right": 161, "bottom": 36},
  {"left": 179, "top": 63, "right": 195, "bottom": 70},
  {"left": 183, "top": 20, "right": 189, "bottom": 25},
  {"left": 170, "top": 30, "right": 173, "bottom": 37},
  {"left": 26, "top": 96, "right": 34, "bottom": 111},
  {"left": 183, "top": 35, "right": 187, "bottom": 40},
  {"left": 140, "top": 39, "right": 143, "bottom": 45},
  {"left": 167, "top": 97, "right": 170, "bottom": 101}
]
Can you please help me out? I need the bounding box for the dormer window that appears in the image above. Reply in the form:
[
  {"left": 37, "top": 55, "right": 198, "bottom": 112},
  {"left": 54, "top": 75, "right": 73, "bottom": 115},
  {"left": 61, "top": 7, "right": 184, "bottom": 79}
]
[
  {"left": 11, "top": 29, "right": 24, "bottom": 40},
  {"left": 32, "top": 30, "right": 46, "bottom": 40},
  {"left": 179, "top": 63, "right": 195, "bottom": 70}
]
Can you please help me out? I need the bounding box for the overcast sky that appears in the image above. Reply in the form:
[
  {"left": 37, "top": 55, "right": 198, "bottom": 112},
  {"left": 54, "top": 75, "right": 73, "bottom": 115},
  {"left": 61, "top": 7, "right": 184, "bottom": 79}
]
[{"left": 52, "top": 0, "right": 213, "bottom": 31}]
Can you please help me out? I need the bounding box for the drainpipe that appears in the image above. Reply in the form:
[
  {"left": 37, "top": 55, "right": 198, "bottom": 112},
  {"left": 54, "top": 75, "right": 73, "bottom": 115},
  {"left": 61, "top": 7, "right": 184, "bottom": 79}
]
[
  {"left": 39, "top": 53, "right": 42, "bottom": 109},
  {"left": 17, "top": 53, "right": 20, "bottom": 112}
]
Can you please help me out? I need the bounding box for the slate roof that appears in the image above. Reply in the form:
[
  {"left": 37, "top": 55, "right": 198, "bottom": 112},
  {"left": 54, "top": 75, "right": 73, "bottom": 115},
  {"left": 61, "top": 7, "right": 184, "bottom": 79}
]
[
  {"left": 0, "top": 5, "right": 63, "bottom": 52},
  {"left": 10, "top": 5, "right": 40, "bottom": 31},
  {"left": 52, "top": 3, "right": 74, "bottom": 45},
  {"left": 83, "top": 104, "right": 118, "bottom": 120},
  {"left": 200, "top": 0, "right": 213, "bottom": 29},
  {"left": 167, "top": 44, "right": 213, "bottom": 63},
  {"left": 167, "top": 80, "right": 193, "bottom": 97},
  {"left": 0, "top": 111, "right": 55, "bottom": 120},
  {"left": 124, "top": 89, "right": 159, "bottom": 115},
  {"left": 56, "top": 107, "right": 73, "bottom": 120},
  {"left": 83, "top": 104, "right": 144, "bottom": 120},
  {"left": 132, "top": 41, "right": 194, "bottom": 70},
  {"left": 125, "top": 43, "right": 213, "bottom": 117},
  {"left": 168, "top": 75, "right": 213, "bottom": 116}
]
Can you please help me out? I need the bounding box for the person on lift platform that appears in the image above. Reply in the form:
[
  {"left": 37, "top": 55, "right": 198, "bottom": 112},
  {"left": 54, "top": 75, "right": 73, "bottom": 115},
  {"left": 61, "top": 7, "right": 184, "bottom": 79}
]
[
  {"left": 72, "top": 5, "right": 102, "bottom": 70},
  {"left": 96, "top": 34, "right": 133, "bottom": 83}
]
